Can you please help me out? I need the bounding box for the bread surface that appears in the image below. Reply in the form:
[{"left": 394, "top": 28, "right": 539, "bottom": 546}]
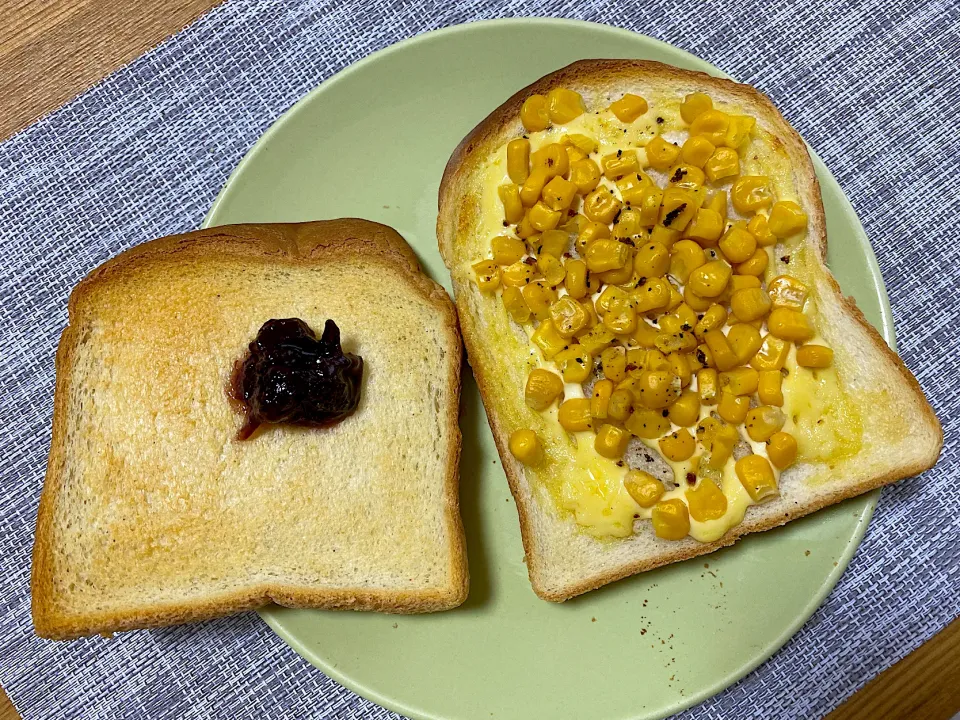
[
  {"left": 33, "top": 219, "right": 467, "bottom": 639},
  {"left": 437, "top": 60, "right": 942, "bottom": 601}
]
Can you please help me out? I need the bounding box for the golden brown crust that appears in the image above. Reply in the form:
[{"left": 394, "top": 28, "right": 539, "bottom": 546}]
[
  {"left": 438, "top": 60, "right": 942, "bottom": 602},
  {"left": 32, "top": 220, "right": 467, "bottom": 639}
]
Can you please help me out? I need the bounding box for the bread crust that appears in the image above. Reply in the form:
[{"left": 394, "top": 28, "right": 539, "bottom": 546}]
[
  {"left": 32, "top": 219, "right": 468, "bottom": 639},
  {"left": 437, "top": 60, "right": 943, "bottom": 601}
]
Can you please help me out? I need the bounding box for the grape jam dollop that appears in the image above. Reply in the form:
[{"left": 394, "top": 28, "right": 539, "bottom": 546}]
[{"left": 232, "top": 318, "right": 363, "bottom": 440}]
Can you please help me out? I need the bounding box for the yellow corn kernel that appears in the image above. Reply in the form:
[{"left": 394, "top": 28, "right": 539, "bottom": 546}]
[
  {"left": 684, "top": 284, "right": 714, "bottom": 311},
  {"left": 684, "top": 208, "right": 724, "bottom": 247},
  {"left": 719, "top": 223, "right": 757, "bottom": 264},
  {"left": 703, "top": 328, "right": 738, "bottom": 371},
  {"left": 555, "top": 346, "right": 592, "bottom": 384},
  {"left": 528, "top": 201, "right": 562, "bottom": 232},
  {"left": 659, "top": 314, "right": 683, "bottom": 334},
  {"left": 731, "top": 275, "right": 762, "bottom": 293},
  {"left": 668, "top": 239, "right": 707, "bottom": 283},
  {"left": 704, "top": 145, "right": 742, "bottom": 183},
  {"left": 655, "top": 328, "right": 697, "bottom": 355},
  {"left": 768, "top": 308, "right": 814, "bottom": 343},
  {"left": 600, "top": 346, "right": 628, "bottom": 383},
  {"left": 680, "top": 136, "right": 716, "bottom": 168},
  {"left": 688, "top": 260, "right": 732, "bottom": 298},
  {"left": 669, "top": 352, "right": 692, "bottom": 387},
  {"left": 628, "top": 189, "right": 661, "bottom": 232},
  {"left": 565, "top": 145, "right": 587, "bottom": 163},
  {"left": 766, "top": 431, "right": 798, "bottom": 469},
  {"left": 698, "top": 368, "right": 719, "bottom": 405},
  {"left": 717, "top": 391, "right": 750, "bottom": 424},
  {"left": 472, "top": 260, "right": 500, "bottom": 293},
  {"left": 736, "top": 248, "right": 769, "bottom": 277},
  {"left": 602, "top": 149, "right": 641, "bottom": 179},
  {"left": 520, "top": 168, "right": 550, "bottom": 207},
  {"left": 624, "top": 470, "right": 664, "bottom": 508},
  {"left": 624, "top": 407, "right": 670, "bottom": 439},
  {"left": 659, "top": 428, "right": 696, "bottom": 461},
  {"left": 659, "top": 187, "right": 699, "bottom": 231},
  {"left": 579, "top": 324, "right": 616, "bottom": 355},
  {"left": 520, "top": 95, "right": 550, "bottom": 132},
  {"left": 506, "top": 138, "right": 530, "bottom": 184},
  {"left": 578, "top": 298, "right": 600, "bottom": 333},
  {"left": 583, "top": 188, "right": 622, "bottom": 224},
  {"left": 610, "top": 93, "right": 648, "bottom": 122},
  {"left": 744, "top": 405, "right": 786, "bottom": 442},
  {"left": 636, "top": 368, "right": 681, "bottom": 409},
  {"left": 633, "top": 320, "right": 660, "bottom": 348},
  {"left": 668, "top": 163, "right": 707, "bottom": 191},
  {"left": 599, "top": 263, "right": 634, "bottom": 286},
  {"left": 563, "top": 259, "right": 589, "bottom": 299},
  {"left": 747, "top": 214, "right": 777, "bottom": 247},
  {"left": 705, "top": 190, "right": 728, "bottom": 219},
  {"left": 735, "top": 454, "right": 778, "bottom": 502},
  {"left": 768, "top": 275, "right": 809, "bottom": 310},
  {"left": 633, "top": 277, "right": 672, "bottom": 313},
  {"left": 666, "top": 283, "right": 684, "bottom": 311},
  {"left": 757, "top": 370, "right": 784, "bottom": 406},
  {"left": 595, "top": 423, "right": 630, "bottom": 460},
  {"left": 643, "top": 348, "right": 671, "bottom": 371},
  {"left": 576, "top": 220, "right": 611, "bottom": 254},
  {"left": 796, "top": 344, "right": 834, "bottom": 368},
  {"left": 768, "top": 200, "right": 808, "bottom": 237},
  {"left": 645, "top": 135, "right": 681, "bottom": 171},
  {"left": 697, "top": 417, "right": 739, "bottom": 469},
  {"left": 719, "top": 367, "right": 759, "bottom": 396},
  {"left": 509, "top": 429, "right": 542, "bottom": 465},
  {"left": 730, "top": 287, "right": 773, "bottom": 322},
  {"left": 695, "top": 342, "right": 716, "bottom": 369},
  {"left": 690, "top": 109, "right": 731, "bottom": 145},
  {"left": 751, "top": 334, "right": 789, "bottom": 371},
  {"left": 723, "top": 115, "right": 756, "bottom": 148},
  {"left": 558, "top": 398, "right": 593, "bottom": 432},
  {"left": 585, "top": 238, "right": 630, "bottom": 273},
  {"left": 608, "top": 389, "right": 634, "bottom": 421},
  {"left": 693, "top": 304, "right": 727, "bottom": 340},
  {"left": 525, "top": 369, "right": 564, "bottom": 411},
  {"left": 652, "top": 499, "right": 690, "bottom": 541},
  {"left": 531, "top": 143, "right": 570, "bottom": 178},
  {"left": 547, "top": 296, "right": 586, "bottom": 337},
  {"left": 522, "top": 281, "right": 556, "bottom": 321},
  {"left": 616, "top": 172, "right": 652, "bottom": 205},
  {"left": 501, "top": 286, "right": 531, "bottom": 323},
  {"left": 539, "top": 229, "right": 570, "bottom": 258},
  {"left": 537, "top": 253, "right": 566, "bottom": 286},
  {"left": 547, "top": 88, "right": 585, "bottom": 124},
  {"left": 569, "top": 158, "right": 601, "bottom": 194},
  {"left": 563, "top": 133, "right": 598, "bottom": 155},
  {"left": 680, "top": 92, "right": 713, "bottom": 123},
  {"left": 542, "top": 176, "right": 578, "bottom": 212},
  {"left": 490, "top": 235, "right": 524, "bottom": 265},
  {"left": 633, "top": 241, "right": 670, "bottom": 279},
  {"left": 731, "top": 176, "right": 773, "bottom": 214},
  {"left": 516, "top": 214, "right": 537, "bottom": 239},
  {"left": 651, "top": 224, "right": 682, "bottom": 248},
  {"left": 498, "top": 184, "right": 524, "bottom": 224},
  {"left": 603, "top": 306, "right": 638, "bottom": 335},
  {"left": 613, "top": 208, "right": 644, "bottom": 239},
  {"left": 591, "top": 379, "right": 614, "bottom": 419},
  {"left": 686, "top": 479, "right": 728, "bottom": 522},
  {"left": 668, "top": 390, "right": 700, "bottom": 427},
  {"left": 596, "top": 285, "right": 631, "bottom": 314},
  {"left": 726, "top": 323, "right": 761, "bottom": 365},
  {"left": 676, "top": 302, "right": 698, "bottom": 327},
  {"left": 531, "top": 318, "right": 567, "bottom": 358}
]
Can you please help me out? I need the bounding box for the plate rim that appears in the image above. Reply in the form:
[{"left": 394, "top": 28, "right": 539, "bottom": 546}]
[{"left": 203, "top": 17, "right": 891, "bottom": 720}]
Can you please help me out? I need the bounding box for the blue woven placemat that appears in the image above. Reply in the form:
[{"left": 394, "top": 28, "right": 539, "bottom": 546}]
[{"left": 1, "top": 1, "right": 957, "bottom": 718}]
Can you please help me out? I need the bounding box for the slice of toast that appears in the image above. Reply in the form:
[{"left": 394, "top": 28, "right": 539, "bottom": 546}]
[
  {"left": 438, "top": 60, "right": 942, "bottom": 602},
  {"left": 32, "top": 220, "right": 467, "bottom": 639}
]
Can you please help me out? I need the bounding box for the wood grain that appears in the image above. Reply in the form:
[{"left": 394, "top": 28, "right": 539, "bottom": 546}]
[{"left": 0, "top": 2, "right": 957, "bottom": 720}]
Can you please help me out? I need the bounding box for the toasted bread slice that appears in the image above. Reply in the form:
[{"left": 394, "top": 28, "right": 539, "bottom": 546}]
[
  {"left": 438, "top": 60, "right": 942, "bottom": 601},
  {"left": 32, "top": 220, "right": 467, "bottom": 639}
]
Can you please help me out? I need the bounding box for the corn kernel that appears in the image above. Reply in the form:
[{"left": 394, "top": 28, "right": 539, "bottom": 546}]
[
  {"left": 705, "top": 190, "right": 728, "bottom": 219},
  {"left": 744, "top": 405, "right": 786, "bottom": 442},
  {"left": 666, "top": 283, "right": 684, "bottom": 311},
  {"left": 608, "top": 389, "right": 634, "bottom": 421},
  {"left": 723, "top": 115, "right": 756, "bottom": 148},
  {"left": 650, "top": 224, "right": 682, "bottom": 248},
  {"left": 563, "top": 133, "right": 598, "bottom": 155},
  {"left": 694, "top": 304, "right": 727, "bottom": 340},
  {"left": 704, "top": 328, "right": 739, "bottom": 371},
  {"left": 624, "top": 470, "right": 664, "bottom": 508},
  {"left": 684, "top": 208, "right": 724, "bottom": 246},
  {"left": 637, "top": 368, "right": 681, "bottom": 409},
  {"left": 528, "top": 201, "right": 562, "bottom": 232},
  {"left": 542, "top": 176, "right": 578, "bottom": 212},
  {"left": 643, "top": 348, "right": 672, "bottom": 371},
  {"left": 506, "top": 138, "right": 530, "bottom": 184},
  {"left": 537, "top": 253, "right": 566, "bottom": 286},
  {"left": 668, "top": 352, "right": 692, "bottom": 387},
  {"left": 547, "top": 88, "right": 585, "bottom": 124},
  {"left": 590, "top": 378, "right": 614, "bottom": 420},
  {"left": 610, "top": 93, "right": 648, "bottom": 122},
  {"left": 660, "top": 428, "right": 696, "bottom": 461},
  {"left": 690, "top": 109, "right": 731, "bottom": 145},
  {"left": 531, "top": 143, "right": 570, "bottom": 178},
  {"left": 585, "top": 238, "right": 630, "bottom": 273},
  {"left": 735, "top": 454, "right": 778, "bottom": 502},
  {"left": 636, "top": 186, "right": 665, "bottom": 227},
  {"left": 604, "top": 306, "right": 638, "bottom": 335},
  {"left": 688, "top": 260, "right": 732, "bottom": 298},
  {"left": 600, "top": 346, "right": 627, "bottom": 383},
  {"left": 757, "top": 370, "right": 783, "bottom": 406},
  {"left": 531, "top": 318, "right": 568, "bottom": 358},
  {"left": 490, "top": 235, "right": 524, "bottom": 265},
  {"left": 556, "top": 346, "right": 593, "bottom": 383},
  {"left": 498, "top": 184, "right": 525, "bottom": 224},
  {"left": 539, "top": 229, "right": 570, "bottom": 258},
  {"left": 695, "top": 343, "right": 716, "bottom": 369},
  {"left": 596, "top": 285, "right": 631, "bottom": 314},
  {"left": 525, "top": 369, "right": 564, "bottom": 411},
  {"left": 652, "top": 499, "right": 690, "bottom": 540},
  {"left": 563, "top": 259, "right": 589, "bottom": 299},
  {"left": 659, "top": 187, "right": 700, "bottom": 230},
  {"left": 520, "top": 168, "right": 550, "bottom": 207},
  {"left": 595, "top": 423, "right": 631, "bottom": 460},
  {"left": 719, "top": 223, "right": 757, "bottom": 264},
  {"left": 509, "top": 429, "right": 542, "bottom": 465},
  {"left": 520, "top": 95, "right": 550, "bottom": 132},
  {"left": 668, "top": 239, "right": 706, "bottom": 283},
  {"left": 633, "top": 320, "right": 660, "bottom": 348},
  {"left": 698, "top": 368, "right": 719, "bottom": 405},
  {"left": 703, "top": 146, "right": 742, "bottom": 183},
  {"left": 633, "top": 277, "right": 672, "bottom": 313},
  {"left": 731, "top": 287, "right": 773, "bottom": 322},
  {"left": 736, "top": 248, "right": 770, "bottom": 277},
  {"left": 516, "top": 214, "right": 537, "bottom": 239},
  {"left": 668, "top": 390, "right": 700, "bottom": 427},
  {"left": 731, "top": 176, "right": 773, "bottom": 214},
  {"left": 668, "top": 163, "right": 706, "bottom": 190},
  {"left": 768, "top": 200, "right": 808, "bottom": 237},
  {"left": 727, "top": 323, "right": 763, "bottom": 365},
  {"left": 684, "top": 284, "right": 714, "bottom": 311},
  {"left": 558, "top": 398, "right": 593, "bottom": 432},
  {"left": 697, "top": 417, "right": 739, "bottom": 469},
  {"left": 686, "top": 479, "right": 728, "bottom": 522},
  {"left": 766, "top": 431, "right": 798, "bottom": 469},
  {"left": 578, "top": 325, "right": 616, "bottom": 355},
  {"left": 680, "top": 92, "right": 713, "bottom": 124},
  {"left": 602, "top": 149, "right": 641, "bottom": 179},
  {"left": 546, "top": 296, "right": 586, "bottom": 337},
  {"left": 768, "top": 308, "right": 814, "bottom": 343},
  {"left": 717, "top": 391, "right": 750, "bottom": 424},
  {"left": 472, "top": 259, "right": 501, "bottom": 292},
  {"left": 613, "top": 208, "right": 644, "bottom": 239},
  {"left": 633, "top": 241, "right": 670, "bottom": 278},
  {"left": 624, "top": 407, "right": 669, "bottom": 439},
  {"left": 569, "top": 158, "right": 601, "bottom": 194},
  {"left": 576, "top": 220, "right": 611, "bottom": 254},
  {"left": 659, "top": 314, "right": 683, "bottom": 334},
  {"left": 616, "top": 172, "right": 653, "bottom": 205},
  {"left": 501, "top": 286, "right": 531, "bottom": 323},
  {"left": 747, "top": 214, "right": 777, "bottom": 247},
  {"left": 599, "top": 262, "right": 634, "bottom": 286},
  {"left": 751, "top": 334, "right": 790, "bottom": 371},
  {"left": 796, "top": 344, "right": 834, "bottom": 368},
  {"left": 680, "top": 135, "right": 716, "bottom": 168},
  {"left": 645, "top": 135, "right": 681, "bottom": 171},
  {"left": 720, "top": 367, "right": 759, "bottom": 396},
  {"left": 522, "top": 281, "right": 556, "bottom": 321},
  {"left": 768, "top": 275, "right": 809, "bottom": 310},
  {"left": 676, "top": 302, "right": 698, "bottom": 327},
  {"left": 583, "top": 188, "right": 622, "bottom": 224}
]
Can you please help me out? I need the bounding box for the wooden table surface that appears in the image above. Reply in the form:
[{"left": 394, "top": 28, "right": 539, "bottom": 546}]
[{"left": 0, "top": 2, "right": 957, "bottom": 719}]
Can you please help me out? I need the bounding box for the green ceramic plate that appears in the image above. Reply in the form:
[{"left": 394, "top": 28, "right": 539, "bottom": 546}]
[{"left": 204, "top": 18, "right": 892, "bottom": 720}]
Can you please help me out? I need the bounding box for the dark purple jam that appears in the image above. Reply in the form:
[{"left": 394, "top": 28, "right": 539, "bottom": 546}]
[{"left": 232, "top": 318, "right": 363, "bottom": 440}]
